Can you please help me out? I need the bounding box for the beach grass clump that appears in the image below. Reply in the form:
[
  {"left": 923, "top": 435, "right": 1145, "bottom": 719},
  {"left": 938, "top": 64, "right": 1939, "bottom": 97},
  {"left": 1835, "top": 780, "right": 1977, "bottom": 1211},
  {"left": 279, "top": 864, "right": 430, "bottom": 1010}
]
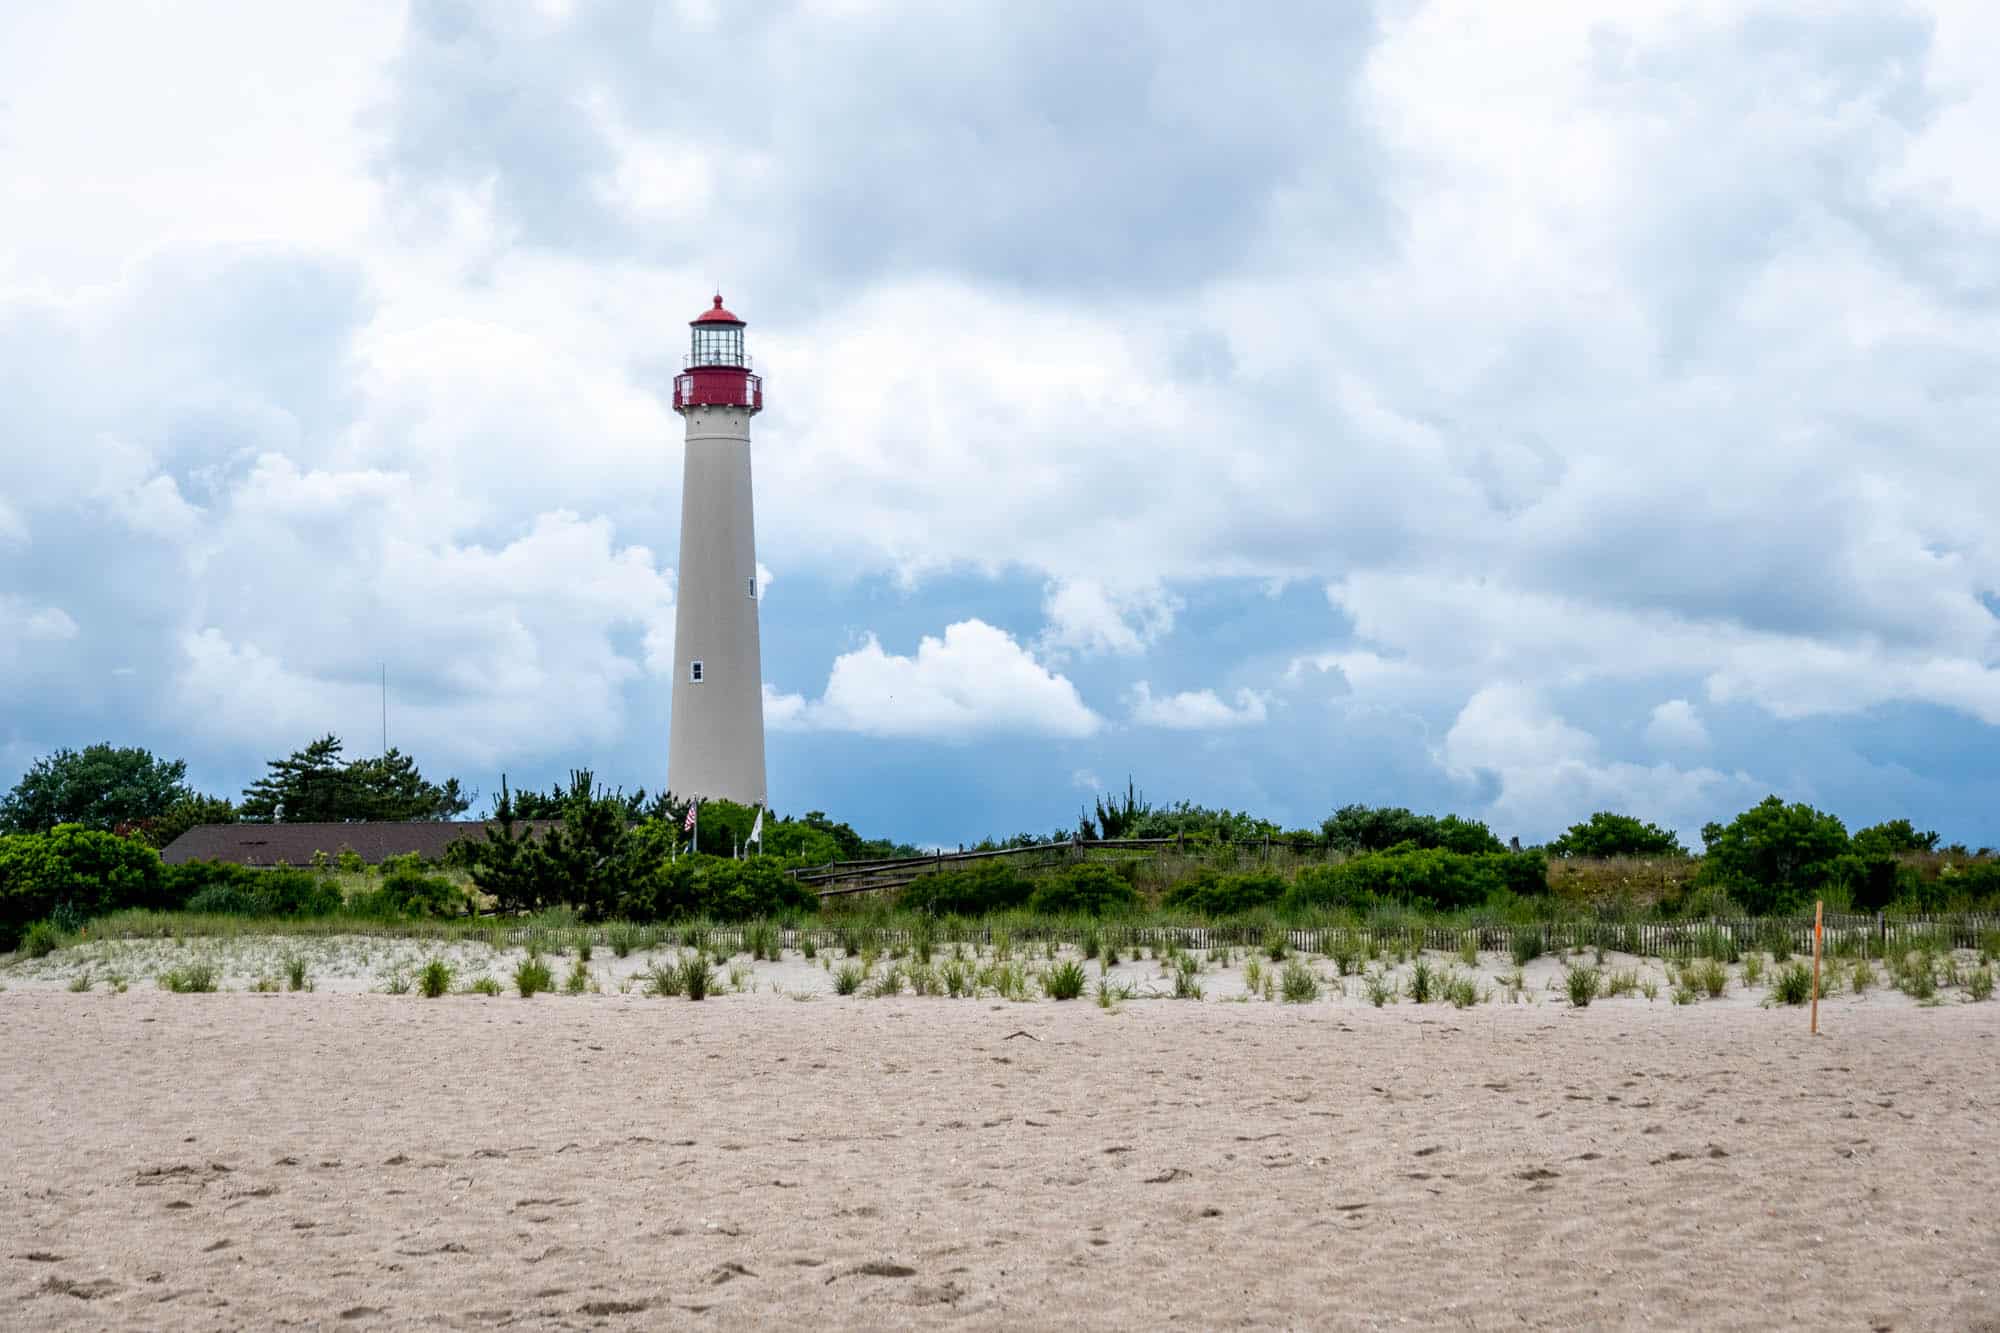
[
  {"left": 833, "top": 961, "right": 865, "bottom": 996},
  {"left": 1671, "top": 981, "right": 1698, "bottom": 1005},
  {"left": 1979, "top": 932, "right": 2000, "bottom": 967},
  {"left": 1263, "top": 929, "right": 1289, "bottom": 962},
  {"left": 1081, "top": 928, "right": 1101, "bottom": 961},
  {"left": 1849, "top": 958, "right": 1874, "bottom": 995},
  {"left": 465, "top": 975, "right": 503, "bottom": 996},
  {"left": 1406, "top": 958, "right": 1436, "bottom": 1004},
  {"left": 1641, "top": 976, "right": 1659, "bottom": 1002},
  {"left": 1330, "top": 934, "right": 1362, "bottom": 976},
  {"left": 564, "top": 955, "right": 590, "bottom": 995},
  {"left": 1042, "top": 960, "right": 1088, "bottom": 1000},
  {"left": 941, "top": 958, "right": 972, "bottom": 998},
  {"left": 607, "top": 923, "right": 638, "bottom": 958},
  {"left": 745, "top": 920, "right": 778, "bottom": 962},
  {"left": 865, "top": 964, "right": 904, "bottom": 998},
  {"left": 1458, "top": 936, "right": 1479, "bottom": 968},
  {"left": 1510, "top": 927, "right": 1544, "bottom": 968},
  {"left": 1895, "top": 951, "right": 1937, "bottom": 1001},
  {"left": 1604, "top": 968, "right": 1639, "bottom": 999},
  {"left": 160, "top": 962, "right": 219, "bottom": 993},
  {"left": 1243, "top": 959, "right": 1264, "bottom": 994},
  {"left": 679, "top": 954, "right": 714, "bottom": 1000},
  {"left": 68, "top": 971, "right": 94, "bottom": 992},
  {"left": 1969, "top": 968, "right": 1995, "bottom": 1003},
  {"left": 418, "top": 957, "right": 454, "bottom": 998},
  {"left": 1280, "top": 960, "right": 1321, "bottom": 1004},
  {"left": 513, "top": 956, "right": 554, "bottom": 998},
  {"left": 1173, "top": 959, "right": 1204, "bottom": 1001},
  {"left": 643, "top": 960, "right": 684, "bottom": 997},
  {"left": 283, "top": 954, "right": 311, "bottom": 992},
  {"left": 1364, "top": 969, "right": 1394, "bottom": 1007},
  {"left": 1441, "top": 971, "right": 1480, "bottom": 1008},
  {"left": 1771, "top": 962, "right": 1812, "bottom": 1005},
  {"left": 1741, "top": 954, "right": 1765, "bottom": 987},
  {"left": 1565, "top": 966, "right": 1601, "bottom": 1008},
  {"left": 380, "top": 965, "right": 413, "bottom": 995},
  {"left": 1692, "top": 958, "right": 1729, "bottom": 998},
  {"left": 22, "top": 921, "right": 69, "bottom": 959}
]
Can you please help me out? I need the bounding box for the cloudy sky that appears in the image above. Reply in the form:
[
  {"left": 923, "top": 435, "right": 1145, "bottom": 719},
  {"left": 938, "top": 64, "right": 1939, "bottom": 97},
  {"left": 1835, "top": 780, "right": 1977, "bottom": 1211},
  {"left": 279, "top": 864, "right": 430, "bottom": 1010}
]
[{"left": 5, "top": 1, "right": 1999, "bottom": 847}]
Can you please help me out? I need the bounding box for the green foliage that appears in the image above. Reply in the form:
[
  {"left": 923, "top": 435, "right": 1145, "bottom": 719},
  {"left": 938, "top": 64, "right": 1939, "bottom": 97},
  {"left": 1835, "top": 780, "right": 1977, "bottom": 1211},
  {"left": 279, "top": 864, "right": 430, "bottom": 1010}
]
[
  {"left": 168, "top": 864, "right": 343, "bottom": 918},
  {"left": 1, "top": 744, "right": 193, "bottom": 834},
  {"left": 378, "top": 866, "right": 468, "bottom": 918},
  {"left": 1082, "top": 777, "right": 1151, "bottom": 840},
  {"left": 1407, "top": 958, "right": 1436, "bottom": 1003},
  {"left": 22, "top": 920, "right": 68, "bottom": 958},
  {"left": 1772, "top": 962, "right": 1813, "bottom": 1006},
  {"left": 1027, "top": 862, "right": 1138, "bottom": 917},
  {"left": 513, "top": 956, "right": 553, "bottom": 997},
  {"left": 1041, "top": 960, "right": 1088, "bottom": 1000},
  {"left": 136, "top": 795, "right": 238, "bottom": 850},
  {"left": 1565, "top": 967, "right": 1602, "bottom": 1008},
  {"left": 160, "top": 962, "right": 218, "bottom": 993},
  {"left": 417, "top": 958, "right": 453, "bottom": 998},
  {"left": 1160, "top": 869, "right": 1285, "bottom": 917},
  {"left": 833, "top": 962, "right": 864, "bottom": 995},
  {"left": 898, "top": 861, "right": 1033, "bottom": 916},
  {"left": 679, "top": 954, "right": 713, "bottom": 1000},
  {"left": 1125, "top": 800, "right": 1281, "bottom": 845},
  {"left": 1280, "top": 961, "right": 1320, "bottom": 1003},
  {"left": 1548, "top": 812, "right": 1684, "bottom": 858},
  {"left": 238, "top": 735, "right": 469, "bottom": 823},
  {"left": 1322, "top": 805, "right": 1504, "bottom": 855},
  {"left": 283, "top": 954, "right": 311, "bottom": 991},
  {"left": 1968, "top": 968, "right": 1994, "bottom": 1002},
  {"left": 0, "top": 824, "right": 168, "bottom": 949},
  {"left": 1509, "top": 927, "right": 1544, "bottom": 967},
  {"left": 1698, "top": 796, "right": 1849, "bottom": 915},
  {"left": 1850, "top": 819, "right": 1940, "bottom": 856},
  {"left": 1288, "top": 848, "right": 1545, "bottom": 914}
]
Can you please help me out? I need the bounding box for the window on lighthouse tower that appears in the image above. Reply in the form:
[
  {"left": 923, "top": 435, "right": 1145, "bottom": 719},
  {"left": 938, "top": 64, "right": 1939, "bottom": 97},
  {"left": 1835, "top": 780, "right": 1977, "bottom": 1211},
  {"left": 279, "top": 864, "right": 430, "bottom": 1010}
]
[{"left": 691, "top": 325, "right": 744, "bottom": 366}]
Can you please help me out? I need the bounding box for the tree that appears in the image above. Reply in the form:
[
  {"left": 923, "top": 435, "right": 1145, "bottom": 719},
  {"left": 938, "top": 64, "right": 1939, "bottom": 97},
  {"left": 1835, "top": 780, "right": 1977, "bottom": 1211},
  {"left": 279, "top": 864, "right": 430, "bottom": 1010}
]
[
  {"left": 1548, "top": 812, "right": 1685, "bottom": 858},
  {"left": 1698, "top": 796, "right": 1850, "bottom": 915},
  {"left": 1081, "top": 777, "right": 1151, "bottom": 841},
  {"left": 1851, "top": 819, "right": 1940, "bottom": 856},
  {"left": 240, "top": 736, "right": 469, "bottom": 822},
  {"left": 134, "top": 795, "right": 239, "bottom": 850},
  {"left": 0, "top": 744, "right": 193, "bottom": 833}
]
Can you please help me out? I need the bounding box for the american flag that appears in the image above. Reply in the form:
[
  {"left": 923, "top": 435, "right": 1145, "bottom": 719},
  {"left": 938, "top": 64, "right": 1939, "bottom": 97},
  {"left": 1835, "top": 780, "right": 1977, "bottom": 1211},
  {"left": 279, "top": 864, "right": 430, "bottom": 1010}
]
[{"left": 682, "top": 801, "right": 698, "bottom": 832}]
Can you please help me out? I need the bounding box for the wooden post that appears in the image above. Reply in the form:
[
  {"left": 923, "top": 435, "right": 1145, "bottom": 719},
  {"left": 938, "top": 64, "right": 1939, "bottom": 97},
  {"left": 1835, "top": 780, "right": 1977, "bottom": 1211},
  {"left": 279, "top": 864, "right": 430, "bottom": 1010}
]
[{"left": 1810, "top": 899, "right": 1824, "bottom": 1036}]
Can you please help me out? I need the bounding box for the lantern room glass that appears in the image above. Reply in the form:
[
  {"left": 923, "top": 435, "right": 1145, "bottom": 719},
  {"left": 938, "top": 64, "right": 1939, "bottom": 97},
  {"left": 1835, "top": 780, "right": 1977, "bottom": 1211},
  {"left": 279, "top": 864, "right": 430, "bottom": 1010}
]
[{"left": 691, "top": 324, "right": 745, "bottom": 367}]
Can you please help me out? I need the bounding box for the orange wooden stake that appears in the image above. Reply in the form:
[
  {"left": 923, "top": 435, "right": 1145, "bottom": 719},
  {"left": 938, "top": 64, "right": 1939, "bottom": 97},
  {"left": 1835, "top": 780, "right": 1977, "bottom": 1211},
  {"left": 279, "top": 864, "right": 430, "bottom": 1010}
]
[{"left": 1810, "top": 899, "right": 1824, "bottom": 1036}]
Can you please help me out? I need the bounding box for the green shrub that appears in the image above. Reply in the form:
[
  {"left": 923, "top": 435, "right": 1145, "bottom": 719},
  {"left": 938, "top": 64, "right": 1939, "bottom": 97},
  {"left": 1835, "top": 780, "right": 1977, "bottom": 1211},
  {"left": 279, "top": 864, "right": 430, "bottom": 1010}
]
[
  {"left": 1565, "top": 967, "right": 1601, "bottom": 1008},
  {"left": 1772, "top": 962, "right": 1813, "bottom": 1006},
  {"left": 1968, "top": 968, "right": 1994, "bottom": 1003},
  {"left": 183, "top": 884, "right": 262, "bottom": 915},
  {"left": 643, "top": 961, "right": 684, "bottom": 996},
  {"left": 679, "top": 954, "right": 713, "bottom": 1000},
  {"left": 417, "top": 958, "right": 453, "bottom": 998},
  {"left": 379, "top": 869, "right": 467, "bottom": 919},
  {"left": 160, "top": 962, "right": 218, "bottom": 993},
  {"left": 833, "top": 962, "right": 864, "bottom": 996},
  {"left": 513, "top": 956, "right": 553, "bottom": 998},
  {"left": 1027, "top": 863, "right": 1138, "bottom": 917},
  {"left": 21, "top": 920, "right": 68, "bottom": 959},
  {"left": 283, "top": 954, "right": 311, "bottom": 992},
  {"left": 171, "top": 864, "right": 343, "bottom": 918},
  {"left": 896, "top": 862, "right": 1032, "bottom": 916},
  {"left": 1510, "top": 927, "right": 1544, "bottom": 968},
  {"left": 1697, "top": 797, "right": 1849, "bottom": 916},
  {"left": 1280, "top": 961, "right": 1320, "bottom": 1003},
  {"left": 1041, "top": 960, "right": 1087, "bottom": 1000},
  {"left": 1289, "top": 848, "right": 1546, "bottom": 914},
  {"left": 1407, "top": 958, "right": 1435, "bottom": 1003},
  {"left": 1, "top": 824, "right": 167, "bottom": 947},
  {"left": 1160, "top": 869, "right": 1285, "bottom": 917}
]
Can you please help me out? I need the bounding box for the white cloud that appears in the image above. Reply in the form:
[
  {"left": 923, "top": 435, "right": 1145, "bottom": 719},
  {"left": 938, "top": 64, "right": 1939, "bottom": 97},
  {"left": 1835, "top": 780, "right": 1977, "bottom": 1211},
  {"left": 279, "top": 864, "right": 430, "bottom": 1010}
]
[
  {"left": 1071, "top": 768, "right": 1102, "bottom": 791},
  {"left": 1038, "top": 579, "right": 1180, "bottom": 657},
  {"left": 1441, "top": 684, "right": 1760, "bottom": 844},
  {"left": 1646, "top": 699, "right": 1711, "bottom": 752},
  {"left": 765, "top": 619, "right": 1101, "bottom": 741},
  {"left": 0, "top": 599, "right": 80, "bottom": 659},
  {"left": 1128, "top": 681, "right": 1270, "bottom": 730}
]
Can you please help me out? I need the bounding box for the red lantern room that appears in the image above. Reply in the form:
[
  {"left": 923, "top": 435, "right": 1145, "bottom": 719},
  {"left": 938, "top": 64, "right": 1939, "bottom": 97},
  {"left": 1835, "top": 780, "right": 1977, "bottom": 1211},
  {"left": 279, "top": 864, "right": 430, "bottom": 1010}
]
[{"left": 673, "top": 294, "right": 763, "bottom": 414}]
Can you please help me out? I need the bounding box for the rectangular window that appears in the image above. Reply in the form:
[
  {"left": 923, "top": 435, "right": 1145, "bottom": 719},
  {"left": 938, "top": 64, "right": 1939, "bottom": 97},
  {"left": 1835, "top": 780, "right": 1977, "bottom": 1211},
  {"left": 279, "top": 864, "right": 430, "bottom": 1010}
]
[
  {"left": 689, "top": 660, "right": 704, "bottom": 683},
  {"left": 746, "top": 575, "right": 757, "bottom": 600}
]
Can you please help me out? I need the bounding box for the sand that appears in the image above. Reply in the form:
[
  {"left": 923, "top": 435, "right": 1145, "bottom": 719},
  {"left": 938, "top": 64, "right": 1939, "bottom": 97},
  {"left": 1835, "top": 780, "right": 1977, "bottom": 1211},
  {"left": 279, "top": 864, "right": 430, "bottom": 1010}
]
[{"left": 3, "top": 988, "right": 1997, "bottom": 1330}]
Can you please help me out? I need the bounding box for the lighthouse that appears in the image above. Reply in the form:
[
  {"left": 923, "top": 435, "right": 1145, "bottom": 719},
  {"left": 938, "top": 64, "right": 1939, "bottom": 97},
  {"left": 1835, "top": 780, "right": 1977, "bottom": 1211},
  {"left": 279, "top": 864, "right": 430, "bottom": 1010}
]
[{"left": 667, "top": 294, "right": 767, "bottom": 807}]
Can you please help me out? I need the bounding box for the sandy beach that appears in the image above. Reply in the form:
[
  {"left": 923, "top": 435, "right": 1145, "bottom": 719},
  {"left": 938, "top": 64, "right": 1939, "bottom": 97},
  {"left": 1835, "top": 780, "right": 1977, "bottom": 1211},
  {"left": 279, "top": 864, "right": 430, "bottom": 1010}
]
[{"left": 3, "top": 988, "right": 1996, "bottom": 1331}]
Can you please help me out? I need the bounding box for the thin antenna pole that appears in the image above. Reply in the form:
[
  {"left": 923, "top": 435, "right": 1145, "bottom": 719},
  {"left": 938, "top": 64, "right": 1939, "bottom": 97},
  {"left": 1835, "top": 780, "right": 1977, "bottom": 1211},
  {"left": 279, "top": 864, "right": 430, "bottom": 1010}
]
[{"left": 381, "top": 663, "right": 387, "bottom": 756}]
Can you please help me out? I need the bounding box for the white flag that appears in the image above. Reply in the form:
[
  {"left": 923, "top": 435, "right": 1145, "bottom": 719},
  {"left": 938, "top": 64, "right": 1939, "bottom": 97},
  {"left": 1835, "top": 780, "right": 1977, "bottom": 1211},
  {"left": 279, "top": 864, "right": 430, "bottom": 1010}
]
[{"left": 748, "top": 806, "right": 764, "bottom": 846}]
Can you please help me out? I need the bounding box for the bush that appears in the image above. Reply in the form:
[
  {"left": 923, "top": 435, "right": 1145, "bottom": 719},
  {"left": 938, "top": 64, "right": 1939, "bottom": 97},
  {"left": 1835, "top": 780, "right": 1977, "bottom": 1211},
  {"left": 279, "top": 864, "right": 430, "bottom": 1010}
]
[
  {"left": 897, "top": 862, "right": 1033, "bottom": 917},
  {"left": 160, "top": 962, "right": 218, "bottom": 993},
  {"left": 1566, "top": 967, "right": 1602, "bottom": 1008},
  {"left": 1027, "top": 863, "right": 1138, "bottom": 917},
  {"left": 1288, "top": 848, "right": 1547, "bottom": 914},
  {"left": 21, "top": 920, "right": 68, "bottom": 958},
  {"left": 619, "top": 853, "right": 819, "bottom": 922},
  {"left": 167, "top": 863, "right": 343, "bottom": 918},
  {"left": 1322, "top": 806, "right": 1504, "bottom": 855},
  {"left": 679, "top": 954, "right": 713, "bottom": 1000},
  {"left": 1280, "top": 961, "right": 1321, "bottom": 1003},
  {"left": 1548, "top": 812, "right": 1684, "bottom": 858},
  {"left": 1, "top": 824, "right": 166, "bottom": 948},
  {"left": 380, "top": 869, "right": 467, "bottom": 919},
  {"left": 1160, "top": 869, "right": 1285, "bottom": 917}
]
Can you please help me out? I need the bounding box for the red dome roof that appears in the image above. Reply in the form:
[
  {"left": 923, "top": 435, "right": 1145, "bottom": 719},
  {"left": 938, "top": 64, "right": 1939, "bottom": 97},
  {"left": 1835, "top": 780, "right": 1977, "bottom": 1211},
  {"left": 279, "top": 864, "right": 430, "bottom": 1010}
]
[{"left": 692, "top": 293, "right": 744, "bottom": 325}]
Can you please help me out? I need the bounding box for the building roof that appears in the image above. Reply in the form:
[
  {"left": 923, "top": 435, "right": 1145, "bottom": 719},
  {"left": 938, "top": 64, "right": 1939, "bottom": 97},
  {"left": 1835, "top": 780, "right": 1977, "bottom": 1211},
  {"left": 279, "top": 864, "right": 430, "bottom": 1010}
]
[
  {"left": 692, "top": 293, "right": 745, "bottom": 325},
  {"left": 160, "top": 821, "right": 558, "bottom": 866}
]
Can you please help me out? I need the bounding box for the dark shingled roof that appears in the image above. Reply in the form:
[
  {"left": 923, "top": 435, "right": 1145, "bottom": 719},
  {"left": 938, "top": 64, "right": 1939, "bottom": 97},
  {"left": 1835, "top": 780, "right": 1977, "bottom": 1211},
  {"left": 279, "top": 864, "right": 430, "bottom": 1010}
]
[{"left": 160, "top": 822, "right": 558, "bottom": 867}]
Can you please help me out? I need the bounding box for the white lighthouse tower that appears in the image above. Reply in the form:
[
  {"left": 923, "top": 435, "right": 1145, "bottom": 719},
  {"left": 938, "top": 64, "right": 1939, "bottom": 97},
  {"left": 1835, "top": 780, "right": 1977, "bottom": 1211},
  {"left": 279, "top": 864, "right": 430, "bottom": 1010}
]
[{"left": 667, "top": 294, "right": 767, "bottom": 807}]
